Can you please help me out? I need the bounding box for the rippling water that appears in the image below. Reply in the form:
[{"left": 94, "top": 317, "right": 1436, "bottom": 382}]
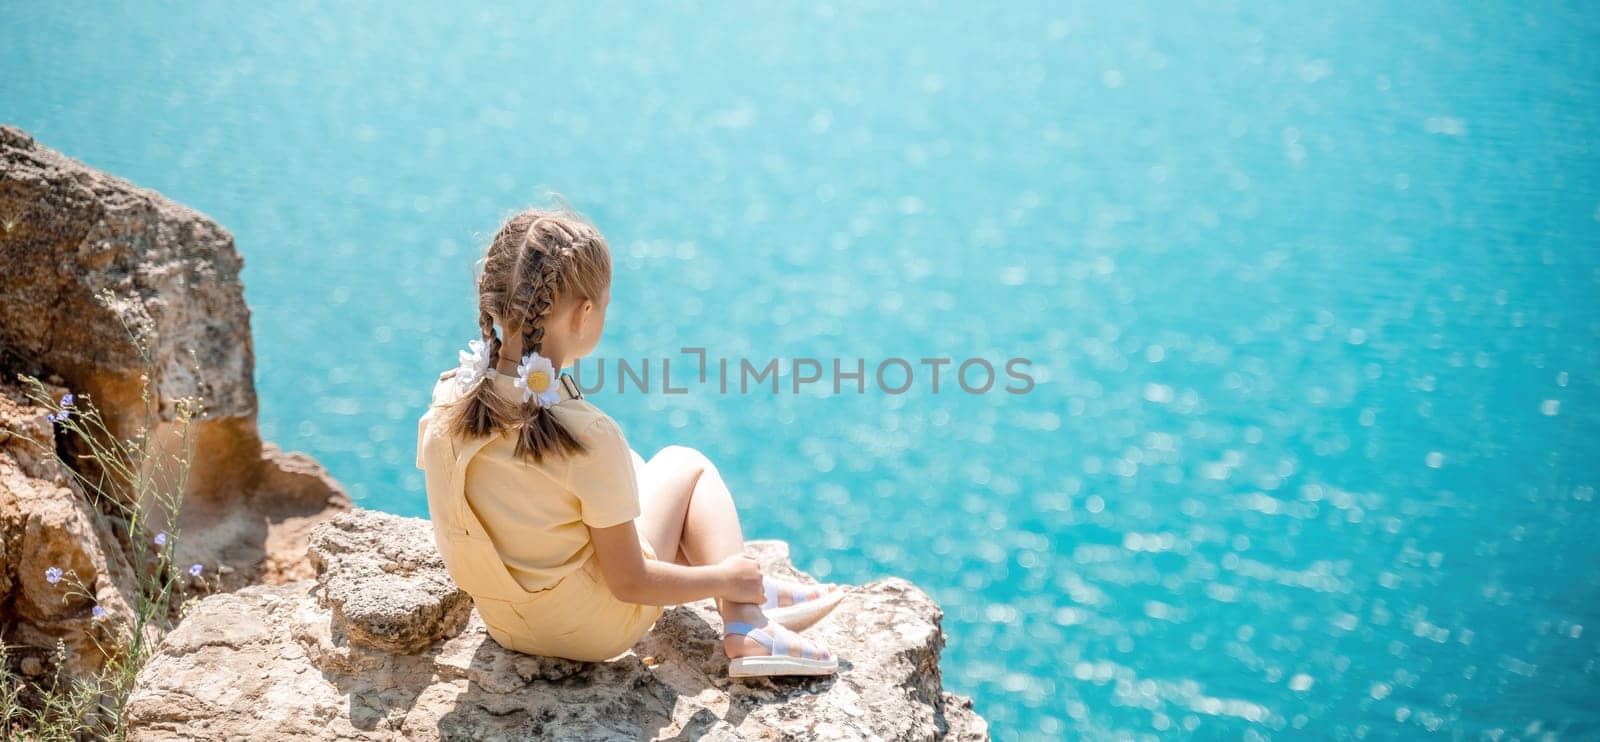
[{"left": 6, "top": 3, "right": 1598, "bottom": 738}]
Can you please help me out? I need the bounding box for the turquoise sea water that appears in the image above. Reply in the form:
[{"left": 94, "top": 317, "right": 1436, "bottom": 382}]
[{"left": 6, "top": 3, "right": 1598, "bottom": 738}]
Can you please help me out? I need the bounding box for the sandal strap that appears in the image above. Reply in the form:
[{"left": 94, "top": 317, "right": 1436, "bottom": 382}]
[
  {"left": 760, "top": 576, "right": 829, "bottom": 610},
  {"left": 725, "top": 620, "right": 789, "bottom": 657}
]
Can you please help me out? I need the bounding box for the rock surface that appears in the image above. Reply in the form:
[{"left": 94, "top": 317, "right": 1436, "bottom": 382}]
[
  {"left": 307, "top": 510, "right": 472, "bottom": 654},
  {"left": 0, "top": 124, "right": 352, "bottom": 588},
  {"left": 124, "top": 508, "right": 989, "bottom": 741}
]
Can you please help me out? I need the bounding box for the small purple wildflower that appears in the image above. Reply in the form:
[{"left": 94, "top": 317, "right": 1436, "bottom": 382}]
[
  {"left": 153, "top": 531, "right": 167, "bottom": 546},
  {"left": 46, "top": 412, "right": 58, "bottom": 423},
  {"left": 189, "top": 563, "right": 203, "bottom": 577},
  {"left": 91, "top": 605, "right": 107, "bottom": 618},
  {"left": 45, "top": 566, "right": 62, "bottom": 584},
  {"left": 60, "top": 393, "right": 74, "bottom": 407}
]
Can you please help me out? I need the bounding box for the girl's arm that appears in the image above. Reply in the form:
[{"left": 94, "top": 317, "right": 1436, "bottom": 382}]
[{"left": 588, "top": 520, "right": 764, "bottom": 606}]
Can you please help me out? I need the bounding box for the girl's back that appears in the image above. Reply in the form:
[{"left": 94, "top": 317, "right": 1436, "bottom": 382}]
[{"left": 418, "top": 367, "right": 641, "bottom": 594}]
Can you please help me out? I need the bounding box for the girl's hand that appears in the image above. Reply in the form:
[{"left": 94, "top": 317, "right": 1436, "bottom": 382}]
[{"left": 718, "top": 553, "right": 765, "bottom": 604}]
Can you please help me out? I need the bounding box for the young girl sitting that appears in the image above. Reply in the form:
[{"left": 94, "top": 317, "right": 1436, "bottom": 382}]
[{"left": 416, "top": 206, "right": 844, "bottom": 677}]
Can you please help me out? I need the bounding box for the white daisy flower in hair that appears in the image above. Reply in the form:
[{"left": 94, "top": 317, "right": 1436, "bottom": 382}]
[
  {"left": 514, "top": 350, "right": 562, "bottom": 408},
  {"left": 454, "top": 338, "right": 496, "bottom": 392}
]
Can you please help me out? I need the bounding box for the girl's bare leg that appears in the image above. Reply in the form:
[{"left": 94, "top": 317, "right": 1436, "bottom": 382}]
[
  {"left": 635, "top": 445, "right": 831, "bottom": 661},
  {"left": 636, "top": 446, "right": 746, "bottom": 576}
]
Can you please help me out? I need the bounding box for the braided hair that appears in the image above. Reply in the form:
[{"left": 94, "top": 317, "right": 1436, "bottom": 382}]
[{"left": 444, "top": 205, "right": 612, "bottom": 462}]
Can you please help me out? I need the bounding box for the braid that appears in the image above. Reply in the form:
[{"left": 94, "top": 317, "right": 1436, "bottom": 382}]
[
  {"left": 446, "top": 293, "right": 514, "bottom": 437},
  {"left": 520, "top": 278, "right": 549, "bottom": 356},
  {"left": 509, "top": 218, "right": 585, "bottom": 461},
  {"left": 478, "top": 310, "right": 502, "bottom": 368}
]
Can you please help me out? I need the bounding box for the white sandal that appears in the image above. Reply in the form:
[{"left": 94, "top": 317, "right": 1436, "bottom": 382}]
[
  {"left": 760, "top": 576, "right": 845, "bottom": 628},
  {"left": 724, "top": 620, "right": 839, "bottom": 677}
]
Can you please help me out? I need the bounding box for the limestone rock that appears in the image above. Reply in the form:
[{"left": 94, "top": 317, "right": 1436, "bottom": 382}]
[
  {"left": 0, "top": 383, "right": 141, "bottom": 684},
  {"left": 0, "top": 126, "right": 351, "bottom": 713},
  {"left": 0, "top": 124, "right": 352, "bottom": 589},
  {"left": 124, "top": 507, "right": 989, "bottom": 740},
  {"left": 307, "top": 509, "right": 472, "bottom": 653},
  {"left": 0, "top": 124, "right": 256, "bottom": 500}
]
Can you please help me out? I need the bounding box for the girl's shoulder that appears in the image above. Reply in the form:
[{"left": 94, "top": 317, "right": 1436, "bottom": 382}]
[
  {"left": 419, "top": 371, "right": 465, "bottom": 437},
  {"left": 429, "top": 369, "right": 465, "bottom": 405},
  {"left": 549, "top": 397, "right": 627, "bottom": 446}
]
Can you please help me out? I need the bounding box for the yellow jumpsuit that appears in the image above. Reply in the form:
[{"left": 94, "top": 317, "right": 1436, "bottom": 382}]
[{"left": 416, "top": 369, "right": 663, "bottom": 662}]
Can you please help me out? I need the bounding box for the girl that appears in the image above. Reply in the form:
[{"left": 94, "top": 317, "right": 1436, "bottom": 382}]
[{"left": 416, "top": 206, "right": 844, "bottom": 677}]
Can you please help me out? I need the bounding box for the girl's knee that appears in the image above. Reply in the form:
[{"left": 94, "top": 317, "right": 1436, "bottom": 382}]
[{"left": 651, "top": 445, "right": 711, "bottom": 472}]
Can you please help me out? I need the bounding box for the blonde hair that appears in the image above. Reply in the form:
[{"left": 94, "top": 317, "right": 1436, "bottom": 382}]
[{"left": 445, "top": 204, "right": 612, "bottom": 462}]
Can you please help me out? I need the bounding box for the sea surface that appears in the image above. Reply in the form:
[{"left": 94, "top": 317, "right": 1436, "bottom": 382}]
[{"left": 5, "top": 3, "right": 1598, "bottom": 738}]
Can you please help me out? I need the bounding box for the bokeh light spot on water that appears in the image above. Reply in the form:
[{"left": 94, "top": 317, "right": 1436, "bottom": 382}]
[{"left": 6, "top": 2, "right": 1599, "bottom": 738}]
